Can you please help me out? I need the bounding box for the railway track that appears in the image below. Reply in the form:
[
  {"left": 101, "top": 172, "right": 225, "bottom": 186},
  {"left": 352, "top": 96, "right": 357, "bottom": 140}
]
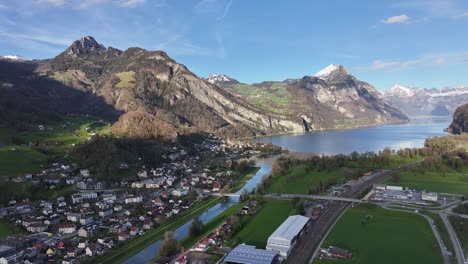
[{"left": 286, "top": 161, "right": 422, "bottom": 263}]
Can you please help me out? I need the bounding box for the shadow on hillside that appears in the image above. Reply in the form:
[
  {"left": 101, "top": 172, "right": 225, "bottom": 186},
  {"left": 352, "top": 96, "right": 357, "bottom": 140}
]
[{"left": 0, "top": 60, "right": 122, "bottom": 125}]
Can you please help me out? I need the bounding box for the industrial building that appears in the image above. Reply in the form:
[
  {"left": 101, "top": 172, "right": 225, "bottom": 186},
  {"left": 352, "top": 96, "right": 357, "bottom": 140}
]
[
  {"left": 422, "top": 192, "right": 438, "bottom": 202},
  {"left": 224, "top": 244, "right": 279, "bottom": 264},
  {"left": 266, "top": 215, "right": 310, "bottom": 258}
]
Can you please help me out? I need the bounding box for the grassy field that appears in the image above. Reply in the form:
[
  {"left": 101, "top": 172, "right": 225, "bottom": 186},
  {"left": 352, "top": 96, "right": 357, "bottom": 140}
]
[
  {"left": 266, "top": 165, "right": 345, "bottom": 194},
  {"left": 383, "top": 166, "right": 468, "bottom": 195},
  {"left": 314, "top": 204, "right": 443, "bottom": 264},
  {"left": 235, "top": 199, "right": 293, "bottom": 248},
  {"left": 449, "top": 216, "right": 468, "bottom": 254},
  {"left": 0, "top": 219, "right": 21, "bottom": 238},
  {"left": 0, "top": 116, "right": 110, "bottom": 177},
  {"left": 115, "top": 71, "right": 135, "bottom": 88},
  {"left": 227, "top": 83, "right": 294, "bottom": 114},
  {"left": 95, "top": 197, "right": 221, "bottom": 264}
]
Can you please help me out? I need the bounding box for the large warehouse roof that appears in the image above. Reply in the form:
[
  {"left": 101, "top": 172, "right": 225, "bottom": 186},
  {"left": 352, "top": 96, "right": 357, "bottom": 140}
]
[
  {"left": 268, "top": 215, "right": 309, "bottom": 244},
  {"left": 224, "top": 244, "right": 278, "bottom": 264}
]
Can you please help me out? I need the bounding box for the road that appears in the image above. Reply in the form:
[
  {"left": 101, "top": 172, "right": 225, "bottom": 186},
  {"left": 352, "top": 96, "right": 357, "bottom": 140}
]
[
  {"left": 440, "top": 212, "right": 467, "bottom": 264},
  {"left": 286, "top": 164, "right": 417, "bottom": 263},
  {"left": 263, "top": 193, "right": 362, "bottom": 203},
  {"left": 283, "top": 160, "right": 425, "bottom": 264},
  {"left": 380, "top": 205, "right": 451, "bottom": 264}
]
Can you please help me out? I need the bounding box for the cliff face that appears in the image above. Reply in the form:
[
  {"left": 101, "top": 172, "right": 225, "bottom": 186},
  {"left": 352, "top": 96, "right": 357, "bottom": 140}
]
[
  {"left": 1, "top": 37, "right": 306, "bottom": 140},
  {"left": 447, "top": 103, "right": 468, "bottom": 134},
  {"left": 216, "top": 64, "right": 408, "bottom": 131},
  {"left": 0, "top": 37, "right": 408, "bottom": 140}
]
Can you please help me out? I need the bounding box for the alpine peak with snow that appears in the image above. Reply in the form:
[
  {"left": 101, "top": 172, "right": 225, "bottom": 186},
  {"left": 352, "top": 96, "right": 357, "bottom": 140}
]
[
  {"left": 385, "top": 84, "right": 416, "bottom": 97},
  {"left": 206, "top": 74, "right": 239, "bottom": 88},
  {"left": 314, "top": 64, "right": 351, "bottom": 82},
  {"left": 207, "top": 74, "right": 233, "bottom": 84},
  {"left": 0, "top": 55, "right": 28, "bottom": 61},
  {"left": 382, "top": 85, "right": 468, "bottom": 117}
]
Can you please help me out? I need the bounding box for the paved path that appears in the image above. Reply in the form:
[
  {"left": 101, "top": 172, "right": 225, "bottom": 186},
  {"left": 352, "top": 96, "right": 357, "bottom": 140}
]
[{"left": 380, "top": 205, "right": 451, "bottom": 264}]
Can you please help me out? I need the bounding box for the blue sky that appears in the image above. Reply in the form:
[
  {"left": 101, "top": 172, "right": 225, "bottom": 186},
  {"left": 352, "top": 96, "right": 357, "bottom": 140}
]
[{"left": 1, "top": 0, "right": 468, "bottom": 90}]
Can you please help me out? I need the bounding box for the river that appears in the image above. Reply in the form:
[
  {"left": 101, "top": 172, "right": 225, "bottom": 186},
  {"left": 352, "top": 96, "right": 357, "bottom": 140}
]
[
  {"left": 123, "top": 117, "right": 450, "bottom": 263},
  {"left": 122, "top": 156, "right": 277, "bottom": 264}
]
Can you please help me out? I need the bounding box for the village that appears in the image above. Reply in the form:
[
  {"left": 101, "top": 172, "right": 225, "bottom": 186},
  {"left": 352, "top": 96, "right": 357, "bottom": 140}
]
[{"left": 0, "top": 134, "right": 280, "bottom": 264}]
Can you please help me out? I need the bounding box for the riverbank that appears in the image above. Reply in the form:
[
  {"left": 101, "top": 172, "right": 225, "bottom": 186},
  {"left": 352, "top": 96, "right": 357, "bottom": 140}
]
[
  {"left": 101, "top": 165, "right": 267, "bottom": 263},
  {"left": 230, "top": 167, "right": 260, "bottom": 192},
  {"left": 95, "top": 197, "right": 221, "bottom": 264}
]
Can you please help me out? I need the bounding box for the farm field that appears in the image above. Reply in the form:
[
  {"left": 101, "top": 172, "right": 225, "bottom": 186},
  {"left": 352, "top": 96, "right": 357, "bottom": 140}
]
[
  {"left": 234, "top": 199, "right": 293, "bottom": 248},
  {"left": 383, "top": 167, "right": 468, "bottom": 195},
  {"left": 266, "top": 165, "right": 346, "bottom": 194},
  {"left": 0, "top": 116, "right": 111, "bottom": 177},
  {"left": 314, "top": 204, "right": 443, "bottom": 264}
]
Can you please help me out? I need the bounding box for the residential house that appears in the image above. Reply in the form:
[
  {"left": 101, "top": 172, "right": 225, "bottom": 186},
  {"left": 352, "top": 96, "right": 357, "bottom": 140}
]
[
  {"left": 26, "top": 223, "right": 48, "bottom": 233},
  {"left": 130, "top": 226, "right": 139, "bottom": 236},
  {"left": 58, "top": 224, "right": 76, "bottom": 234},
  {"left": 118, "top": 232, "right": 129, "bottom": 241}
]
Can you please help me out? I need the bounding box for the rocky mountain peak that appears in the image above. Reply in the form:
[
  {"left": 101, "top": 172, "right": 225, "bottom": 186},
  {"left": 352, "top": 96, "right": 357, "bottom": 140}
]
[
  {"left": 0, "top": 55, "right": 28, "bottom": 61},
  {"left": 207, "top": 74, "right": 232, "bottom": 84},
  {"left": 207, "top": 74, "right": 239, "bottom": 88},
  {"left": 385, "top": 84, "right": 415, "bottom": 97},
  {"left": 64, "top": 36, "right": 106, "bottom": 57},
  {"left": 314, "top": 64, "right": 352, "bottom": 82}
]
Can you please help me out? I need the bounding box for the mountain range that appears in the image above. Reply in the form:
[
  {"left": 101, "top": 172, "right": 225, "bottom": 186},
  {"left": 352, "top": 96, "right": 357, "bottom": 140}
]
[
  {"left": 208, "top": 64, "right": 407, "bottom": 131},
  {"left": 0, "top": 36, "right": 408, "bottom": 140},
  {"left": 381, "top": 84, "right": 468, "bottom": 117}
]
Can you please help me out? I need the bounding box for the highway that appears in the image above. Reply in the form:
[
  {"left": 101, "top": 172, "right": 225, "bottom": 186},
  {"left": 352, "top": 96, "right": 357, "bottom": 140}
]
[{"left": 440, "top": 212, "right": 467, "bottom": 264}]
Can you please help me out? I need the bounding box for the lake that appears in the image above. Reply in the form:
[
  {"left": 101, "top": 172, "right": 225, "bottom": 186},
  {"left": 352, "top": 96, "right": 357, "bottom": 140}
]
[{"left": 255, "top": 117, "right": 451, "bottom": 154}]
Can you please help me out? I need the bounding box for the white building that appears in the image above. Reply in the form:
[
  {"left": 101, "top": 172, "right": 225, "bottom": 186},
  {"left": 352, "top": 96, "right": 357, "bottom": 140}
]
[
  {"left": 266, "top": 215, "right": 310, "bottom": 258},
  {"left": 386, "top": 185, "right": 403, "bottom": 191},
  {"left": 125, "top": 196, "right": 143, "bottom": 204},
  {"left": 422, "top": 192, "right": 438, "bottom": 202}
]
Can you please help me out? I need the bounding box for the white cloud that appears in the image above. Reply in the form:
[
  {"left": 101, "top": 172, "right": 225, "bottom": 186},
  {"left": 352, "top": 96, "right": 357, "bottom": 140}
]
[
  {"left": 118, "top": 0, "right": 146, "bottom": 8},
  {"left": 36, "top": 0, "right": 65, "bottom": 6},
  {"left": 435, "top": 57, "right": 446, "bottom": 65},
  {"left": 356, "top": 52, "right": 468, "bottom": 72},
  {"left": 193, "top": 0, "right": 222, "bottom": 14},
  {"left": 77, "top": 0, "right": 145, "bottom": 9},
  {"left": 384, "top": 14, "right": 410, "bottom": 24},
  {"left": 356, "top": 60, "right": 400, "bottom": 70},
  {"left": 392, "top": 0, "right": 467, "bottom": 19},
  {"left": 0, "top": 3, "right": 7, "bottom": 10},
  {"left": 217, "top": 0, "right": 232, "bottom": 21},
  {"left": 0, "top": 30, "right": 72, "bottom": 46}
]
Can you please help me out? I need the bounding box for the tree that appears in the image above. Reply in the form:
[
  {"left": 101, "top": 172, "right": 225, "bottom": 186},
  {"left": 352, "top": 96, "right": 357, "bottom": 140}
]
[
  {"left": 189, "top": 217, "right": 204, "bottom": 237},
  {"left": 240, "top": 189, "right": 250, "bottom": 202},
  {"left": 227, "top": 215, "right": 241, "bottom": 232},
  {"left": 391, "top": 173, "right": 401, "bottom": 183},
  {"left": 159, "top": 231, "right": 179, "bottom": 257}
]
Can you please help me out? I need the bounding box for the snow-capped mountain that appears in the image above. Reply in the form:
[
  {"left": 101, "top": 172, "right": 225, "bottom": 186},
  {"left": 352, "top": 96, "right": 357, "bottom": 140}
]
[
  {"left": 206, "top": 74, "right": 239, "bottom": 88},
  {"left": 382, "top": 85, "right": 468, "bottom": 117},
  {"left": 0, "top": 55, "right": 28, "bottom": 61},
  {"left": 314, "top": 64, "right": 351, "bottom": 83},
  {"left": 385, "top": 84, "right": 416, "bottom": 97}
]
